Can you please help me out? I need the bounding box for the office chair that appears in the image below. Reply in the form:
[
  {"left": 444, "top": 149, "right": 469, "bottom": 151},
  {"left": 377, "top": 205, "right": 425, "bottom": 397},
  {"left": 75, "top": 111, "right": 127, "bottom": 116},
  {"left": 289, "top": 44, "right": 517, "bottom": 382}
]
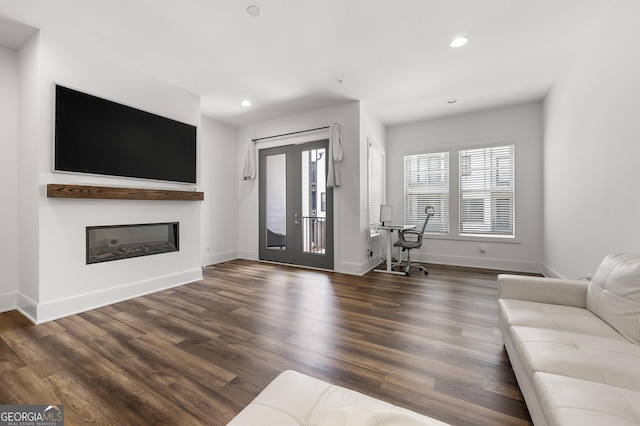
[{"left": 393, "top": 206, "right": 435, "bottom": 275}]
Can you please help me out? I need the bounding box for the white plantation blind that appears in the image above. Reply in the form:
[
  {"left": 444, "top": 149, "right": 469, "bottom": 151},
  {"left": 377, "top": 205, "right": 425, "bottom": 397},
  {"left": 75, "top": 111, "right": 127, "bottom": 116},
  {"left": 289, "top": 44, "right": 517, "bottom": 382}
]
[
  {"left": 459, "top": 144, "right": 515, "bottom": 237},
  {"left": 403, "top": 152, "right": 449, "bottom": 233},
  {"left": 368, "top": 144, "right": 385, "bottom": 227}
]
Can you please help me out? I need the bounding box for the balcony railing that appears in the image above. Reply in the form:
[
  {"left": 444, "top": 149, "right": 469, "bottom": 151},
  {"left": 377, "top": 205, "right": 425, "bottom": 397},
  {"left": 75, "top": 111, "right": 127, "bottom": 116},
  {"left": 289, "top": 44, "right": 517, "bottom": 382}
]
[{"left": 301, "top": 216, "right": 326, "bottom": 254}]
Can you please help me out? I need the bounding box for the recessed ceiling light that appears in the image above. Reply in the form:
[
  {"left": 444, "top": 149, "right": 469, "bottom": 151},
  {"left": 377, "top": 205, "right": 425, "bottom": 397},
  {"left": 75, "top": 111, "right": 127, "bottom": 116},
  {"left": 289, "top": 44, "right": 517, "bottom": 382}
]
[
  {"left": 449, "top": 36, "right": 468, "bottom": 48},
  {"left": 447, "top": 98, "right": 457, "bottom": 104},
  {"left": 247, "top": 5, "right": 261, "bottom": 17},
  {"left": 241, "top": 100, "right": 252, "bottom": 107}
]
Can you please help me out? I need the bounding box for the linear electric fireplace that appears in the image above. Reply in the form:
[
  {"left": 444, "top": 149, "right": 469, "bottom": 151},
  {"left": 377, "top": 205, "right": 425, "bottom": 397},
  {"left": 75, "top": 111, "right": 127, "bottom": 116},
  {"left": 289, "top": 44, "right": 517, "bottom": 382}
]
[{"left": 86, "top": 222, "right": 179, "bottom": 264}]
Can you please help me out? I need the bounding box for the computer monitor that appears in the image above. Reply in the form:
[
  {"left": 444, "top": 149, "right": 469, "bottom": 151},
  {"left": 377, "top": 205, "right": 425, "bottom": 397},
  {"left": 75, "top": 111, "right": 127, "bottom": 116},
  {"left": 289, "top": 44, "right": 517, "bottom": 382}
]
[{"left": 379, "top": 204, "right": 392, "bottom": 226}]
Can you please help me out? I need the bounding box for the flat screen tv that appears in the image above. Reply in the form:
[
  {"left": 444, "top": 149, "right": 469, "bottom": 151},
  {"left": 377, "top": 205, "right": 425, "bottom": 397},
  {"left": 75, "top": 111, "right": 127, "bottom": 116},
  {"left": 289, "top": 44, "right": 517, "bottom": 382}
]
[{"left": 54, "top": 84, "right": 197, "bottom": 184}]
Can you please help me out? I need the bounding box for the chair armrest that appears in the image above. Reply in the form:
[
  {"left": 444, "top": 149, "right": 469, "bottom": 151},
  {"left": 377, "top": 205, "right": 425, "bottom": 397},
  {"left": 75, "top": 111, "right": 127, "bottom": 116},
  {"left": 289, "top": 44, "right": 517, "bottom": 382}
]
[
  {"left": 497, "top": 274, "right": 588, "bottom": 308},
  {"left": 398, "top": 229, "right": 422, "bottom": 244}
]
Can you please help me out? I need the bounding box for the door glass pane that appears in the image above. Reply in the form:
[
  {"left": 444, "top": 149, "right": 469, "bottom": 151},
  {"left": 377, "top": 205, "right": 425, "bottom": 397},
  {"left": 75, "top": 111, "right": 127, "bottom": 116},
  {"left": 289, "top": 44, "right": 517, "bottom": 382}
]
[
  {"left": 301, "top": 148, "right": 326, "bottom": 254},
  {"left": 266, "top": 153, "right": 287, "bottom": 250}
]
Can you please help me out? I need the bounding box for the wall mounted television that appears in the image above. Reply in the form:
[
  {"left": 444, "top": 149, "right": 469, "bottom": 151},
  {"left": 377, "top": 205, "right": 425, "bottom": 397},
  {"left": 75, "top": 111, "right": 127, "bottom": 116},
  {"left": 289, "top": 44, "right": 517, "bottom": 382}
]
[{"left": 54, "top": 84, "right": 197, "bottom": 184}]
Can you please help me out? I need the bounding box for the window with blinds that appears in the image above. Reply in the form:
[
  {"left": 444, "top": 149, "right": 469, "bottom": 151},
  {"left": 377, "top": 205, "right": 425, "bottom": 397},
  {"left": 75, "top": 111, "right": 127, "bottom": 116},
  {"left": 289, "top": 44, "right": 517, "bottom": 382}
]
[
  {"left": 403, "top": 152, "right": 449, "bottom": 233},
  {"left": 459, "top": 144, "right": 514, "bottom": 237},
  {"left": 368, "top": 144, "right": 385, "bottom": 233}
]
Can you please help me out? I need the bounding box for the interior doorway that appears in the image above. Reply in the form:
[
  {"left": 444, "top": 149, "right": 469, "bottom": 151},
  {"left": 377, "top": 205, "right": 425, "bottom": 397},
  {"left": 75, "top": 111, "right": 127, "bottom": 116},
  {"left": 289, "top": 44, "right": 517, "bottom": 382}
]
[{"left": 258, "top": 140, "right": 334, "bottom": 270}]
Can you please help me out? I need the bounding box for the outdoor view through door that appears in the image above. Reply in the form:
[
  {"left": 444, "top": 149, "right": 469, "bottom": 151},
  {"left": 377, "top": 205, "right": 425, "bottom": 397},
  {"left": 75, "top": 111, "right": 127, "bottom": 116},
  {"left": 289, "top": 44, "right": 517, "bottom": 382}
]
[{"left": 259, "top": 140, "right": 334, "bottom": 270}]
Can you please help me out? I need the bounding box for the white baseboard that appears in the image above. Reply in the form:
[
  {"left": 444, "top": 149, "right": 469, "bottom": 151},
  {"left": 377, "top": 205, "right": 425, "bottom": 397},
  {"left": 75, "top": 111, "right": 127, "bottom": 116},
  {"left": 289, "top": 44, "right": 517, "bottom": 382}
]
[
  {"left": 17, "top": 293, "right": 37, "bottom": 323},
  {"left": 336, "top": 261, "right": 366, "bottom": 275},
  {"left": 541, "top": 263, "right": 564, "bottom": 278},
  {"left": 29, "top": 268, "right": 203, "bottom": 324},
  {"left": 414, "top": 253, "right": 542, "bottom": 274},
  {"left": 237, "top": 249, "right": 257, "bottom": 261},
  {"left": 230, "top": 254, "right": 541, "bottom": 276},
  {"left": 0, "top": 292, "right": 17, "bottom": 313},
  {"left": 202, "top": 250, "right": 238, "bottom": 267}
]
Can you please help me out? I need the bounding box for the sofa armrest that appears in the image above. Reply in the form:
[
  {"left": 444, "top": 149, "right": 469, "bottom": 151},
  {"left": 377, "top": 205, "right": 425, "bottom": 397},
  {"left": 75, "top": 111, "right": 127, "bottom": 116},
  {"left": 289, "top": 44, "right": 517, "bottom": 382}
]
[{"left": 497, "top": 274, "right": 588, "bottom": 308}]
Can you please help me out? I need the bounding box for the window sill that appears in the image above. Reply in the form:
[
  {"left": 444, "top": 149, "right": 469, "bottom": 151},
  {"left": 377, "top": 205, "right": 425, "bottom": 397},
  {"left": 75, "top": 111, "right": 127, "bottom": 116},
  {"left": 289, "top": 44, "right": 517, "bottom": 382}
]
[
  {"left": 369, "top": 230, "right": 382, "bottom": 240},
  {"left": 423, "top": 233, "right": 521, "bottom": 244}
]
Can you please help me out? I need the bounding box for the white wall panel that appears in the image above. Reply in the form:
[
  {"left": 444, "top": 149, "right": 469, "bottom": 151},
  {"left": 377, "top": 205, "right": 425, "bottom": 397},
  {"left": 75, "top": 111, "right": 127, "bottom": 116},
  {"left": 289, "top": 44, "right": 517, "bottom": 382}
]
[
  {"left": 543, "top": 0, "right": 640, "bottom": 279},
  {"left": 0, "top": 45, "right": 19, "bottom": 310},
  {"left": 387, "top": 102, "right": 544, "bottom": 273}
]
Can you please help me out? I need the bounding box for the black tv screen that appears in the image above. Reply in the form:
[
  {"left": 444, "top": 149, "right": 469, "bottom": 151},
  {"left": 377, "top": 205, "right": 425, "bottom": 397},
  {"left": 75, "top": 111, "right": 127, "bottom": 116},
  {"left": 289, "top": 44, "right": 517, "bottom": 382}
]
[{"left": 54, "top": 85, "right": 197, "bottom": 184}]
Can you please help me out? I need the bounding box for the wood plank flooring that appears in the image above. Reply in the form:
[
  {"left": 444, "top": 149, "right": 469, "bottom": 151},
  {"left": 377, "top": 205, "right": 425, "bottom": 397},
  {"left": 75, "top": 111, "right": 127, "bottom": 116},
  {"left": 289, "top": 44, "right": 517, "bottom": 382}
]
[{"left": 0, "top": 260, "right": 532, "bottom": 425}]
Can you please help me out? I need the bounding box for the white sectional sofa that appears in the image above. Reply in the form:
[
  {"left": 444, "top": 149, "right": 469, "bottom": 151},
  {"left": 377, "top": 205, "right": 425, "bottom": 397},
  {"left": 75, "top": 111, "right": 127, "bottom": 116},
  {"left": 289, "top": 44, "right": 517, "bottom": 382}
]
[
  {"left": 498, "top": 252, "right": 640, "bottom": 426},
  {"left": 228, "top": 370, "right": 450, "bottom": 426}
]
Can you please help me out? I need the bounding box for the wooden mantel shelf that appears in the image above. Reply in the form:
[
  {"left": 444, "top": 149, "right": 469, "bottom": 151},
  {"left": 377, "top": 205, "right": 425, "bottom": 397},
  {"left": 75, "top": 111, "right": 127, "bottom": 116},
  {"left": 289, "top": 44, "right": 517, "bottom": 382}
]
[{"left": 47, "top": 184, "right": 204, "bottom": 201}]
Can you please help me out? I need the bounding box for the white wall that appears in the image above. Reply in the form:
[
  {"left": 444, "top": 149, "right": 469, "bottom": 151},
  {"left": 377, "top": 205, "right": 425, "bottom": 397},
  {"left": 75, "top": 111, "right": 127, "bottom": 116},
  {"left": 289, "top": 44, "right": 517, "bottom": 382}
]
[
  {"left": 387, "top": 102, "right": 544, "bottom": 273},
  {"left": 200, "top": 115, "right": 239, "bottom": 265},
  {"left": 0, "top": 45, "right": 19, "bottom": 311},
  {"left": 18, "top": 31, "right": 203, "bottom": 322},
  {"left": 18, "top": 34, "right": 41, "bottom": 314},
  {"left": 237, "top": 102, "right": 366, "bottom": 274},
  {"left": 543, "top": 0, "right": 640, "bottom": 279}
]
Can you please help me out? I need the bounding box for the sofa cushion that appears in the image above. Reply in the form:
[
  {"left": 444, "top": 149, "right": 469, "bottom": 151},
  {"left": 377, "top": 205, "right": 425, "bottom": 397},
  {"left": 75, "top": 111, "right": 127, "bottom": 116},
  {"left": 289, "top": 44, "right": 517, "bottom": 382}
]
[
  {"left": 511, "top": 326, "right": 640, "bottom": 392},
  {"left": 587, "top": 252, "right": 640, "bottom": 344},
  {"left": 320, "top": 407, "right": 446, "bottom": 426},
  {"left": 228, "top": 370, "right": 450, "bottom": 426},
  {"left": 535, "top": 372, "right": 640, "bottom": 426},
  {"left": 498, "top": 299, "right": 625, "bottom": 340}
]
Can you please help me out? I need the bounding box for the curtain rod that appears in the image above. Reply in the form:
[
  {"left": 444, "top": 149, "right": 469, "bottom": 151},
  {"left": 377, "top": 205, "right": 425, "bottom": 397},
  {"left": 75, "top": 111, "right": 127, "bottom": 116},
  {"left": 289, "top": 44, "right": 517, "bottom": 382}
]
[{"left": 252, "top": 125, "right": 330, "bottom": 143}]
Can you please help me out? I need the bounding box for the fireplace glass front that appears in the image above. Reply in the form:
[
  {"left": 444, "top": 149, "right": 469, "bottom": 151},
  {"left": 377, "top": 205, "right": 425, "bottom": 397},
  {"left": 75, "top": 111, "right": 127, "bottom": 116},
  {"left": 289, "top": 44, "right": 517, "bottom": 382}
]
[{"left": 86, "top": 222, "right": 179, "bottom": 264}]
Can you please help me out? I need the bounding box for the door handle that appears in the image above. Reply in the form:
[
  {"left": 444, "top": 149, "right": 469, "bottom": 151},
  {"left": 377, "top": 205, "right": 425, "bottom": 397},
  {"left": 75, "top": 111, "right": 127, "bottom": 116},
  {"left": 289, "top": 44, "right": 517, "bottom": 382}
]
[{"left": 294, "top": 220, "right": 300, "bottom": 225}]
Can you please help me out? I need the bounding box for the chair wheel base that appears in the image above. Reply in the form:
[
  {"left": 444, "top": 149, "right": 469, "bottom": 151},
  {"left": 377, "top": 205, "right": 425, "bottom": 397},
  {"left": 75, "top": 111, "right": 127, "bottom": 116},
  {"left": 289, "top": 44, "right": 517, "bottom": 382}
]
[{"left": 401, "top": 265, "right": 429, "bottom": 276}]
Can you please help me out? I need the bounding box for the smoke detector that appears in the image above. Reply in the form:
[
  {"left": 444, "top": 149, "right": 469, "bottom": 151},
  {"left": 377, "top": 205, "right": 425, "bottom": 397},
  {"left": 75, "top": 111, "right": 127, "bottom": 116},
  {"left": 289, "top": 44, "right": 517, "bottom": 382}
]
[{"left": 247, "top": 5, "right": 262, "bottom": 17}]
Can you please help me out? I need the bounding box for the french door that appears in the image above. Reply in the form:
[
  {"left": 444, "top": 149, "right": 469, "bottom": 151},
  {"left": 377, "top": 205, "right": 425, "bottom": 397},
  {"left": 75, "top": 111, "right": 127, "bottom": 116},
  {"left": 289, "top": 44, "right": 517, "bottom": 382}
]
[{"left": 258, "top": 140, "right": 334, "bottom": 270}]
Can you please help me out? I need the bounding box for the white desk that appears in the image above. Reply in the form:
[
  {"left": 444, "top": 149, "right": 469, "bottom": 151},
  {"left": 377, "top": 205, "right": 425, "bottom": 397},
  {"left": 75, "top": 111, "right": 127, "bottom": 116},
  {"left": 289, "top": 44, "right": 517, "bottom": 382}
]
[{"left": 372, "top": 224, "right": 416, "bottom": 275}]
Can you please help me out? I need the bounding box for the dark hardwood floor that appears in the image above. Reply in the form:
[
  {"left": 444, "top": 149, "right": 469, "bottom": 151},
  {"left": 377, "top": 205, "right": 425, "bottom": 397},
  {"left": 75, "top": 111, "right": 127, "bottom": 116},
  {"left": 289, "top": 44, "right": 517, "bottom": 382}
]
[{"left": 0, "top": 260, "right": 532, "bottom": 425}]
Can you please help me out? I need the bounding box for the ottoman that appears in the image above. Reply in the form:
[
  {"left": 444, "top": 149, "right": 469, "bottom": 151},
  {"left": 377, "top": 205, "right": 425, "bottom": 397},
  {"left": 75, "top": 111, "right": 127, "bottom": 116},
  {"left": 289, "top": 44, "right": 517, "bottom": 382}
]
[{"left": 227, "top": 370, "right": 449, "bottom": 426}]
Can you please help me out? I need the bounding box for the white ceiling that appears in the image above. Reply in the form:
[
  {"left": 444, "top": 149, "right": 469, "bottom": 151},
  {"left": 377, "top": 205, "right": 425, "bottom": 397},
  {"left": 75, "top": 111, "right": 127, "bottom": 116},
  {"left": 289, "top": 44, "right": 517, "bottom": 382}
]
[{"left": 0, "top": 0, "right": 612, "bottom": 127}]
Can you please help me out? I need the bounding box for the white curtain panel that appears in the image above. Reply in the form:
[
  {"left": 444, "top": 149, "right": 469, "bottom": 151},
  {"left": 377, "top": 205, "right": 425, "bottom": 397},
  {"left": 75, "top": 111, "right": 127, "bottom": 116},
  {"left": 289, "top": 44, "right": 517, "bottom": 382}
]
[
  {"left": 242, "top": 139, "right": 256, "bottom": 180},
  {"left": 327, "top": 123, "right": 343, "bottom": 188}
]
